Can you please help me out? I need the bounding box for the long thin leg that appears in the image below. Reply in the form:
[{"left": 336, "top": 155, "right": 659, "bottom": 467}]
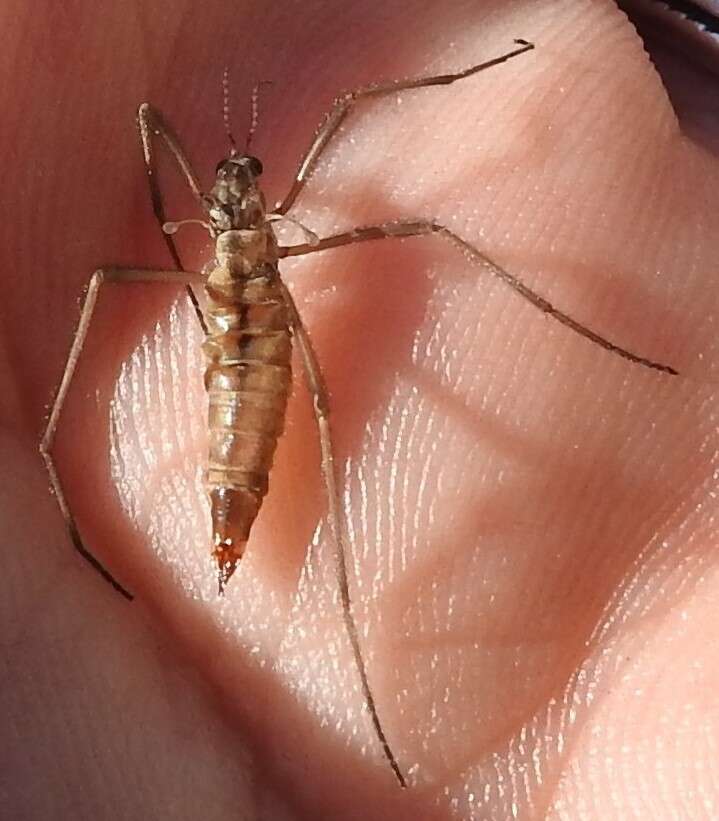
[
  {"left": 276, "top": 39, "right": 534, "bottom": 216},
  {"left": 41, "top": 267, "right": 207, "bottom": 600},
  {"left": 278, "top": 280, "right": 407, "bottom": 788},
  {"left": 280, "top": 222, "right": 678, "bottom": 375},
  {"left": 138, "top": 103, "right": 208, "bottom": 334}
]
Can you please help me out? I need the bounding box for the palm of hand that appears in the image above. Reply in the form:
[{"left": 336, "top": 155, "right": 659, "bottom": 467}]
[{"left": 4, "top": 1, "right": 718, "bottom": 819}]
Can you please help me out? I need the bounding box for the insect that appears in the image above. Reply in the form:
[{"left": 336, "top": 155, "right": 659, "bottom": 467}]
[{"left": 40, "top": 38, "right": 678, "bottom": 787}]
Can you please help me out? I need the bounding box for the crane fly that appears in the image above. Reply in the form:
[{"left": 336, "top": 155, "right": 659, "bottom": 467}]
[{"left": 40, "top": 38, "right": 678, "bottom": 787}]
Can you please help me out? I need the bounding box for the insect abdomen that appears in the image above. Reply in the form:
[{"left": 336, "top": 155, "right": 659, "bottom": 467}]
[{"left": 203, "top": 268, "right": 292, "bottom": 588}]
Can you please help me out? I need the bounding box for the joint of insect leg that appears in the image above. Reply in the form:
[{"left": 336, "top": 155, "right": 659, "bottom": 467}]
[
  {"left": 313, "top": 393, "right": 330, "bottom": 419},
  {"left": 163, "top": 218, "right": 212, "bottom": 235}
]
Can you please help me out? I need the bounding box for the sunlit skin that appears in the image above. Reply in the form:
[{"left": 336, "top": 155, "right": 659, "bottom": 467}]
[{"left": 4, "top": 1, "right": 719, "bottom": 818}]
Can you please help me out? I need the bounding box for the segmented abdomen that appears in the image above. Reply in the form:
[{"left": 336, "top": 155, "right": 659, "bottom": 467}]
[{"left": 203, "top": 267, "right": 292, "bottom": 587}]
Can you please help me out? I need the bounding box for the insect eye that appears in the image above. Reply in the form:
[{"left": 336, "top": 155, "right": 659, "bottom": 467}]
[
  {"left": 215, "top": 160, "right": 229, "bottom": 175},
  {"left": 246, "top": 156, "right": 263, "bottom": 176}
]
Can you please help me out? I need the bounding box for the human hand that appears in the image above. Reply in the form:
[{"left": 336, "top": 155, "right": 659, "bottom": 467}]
[{"left": 4, "top": 1, "right": 718, "bottom": 818}]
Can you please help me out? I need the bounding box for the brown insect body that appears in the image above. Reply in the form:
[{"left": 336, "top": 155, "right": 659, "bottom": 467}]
[
  {"left": 45, "top": 41, "right": 678, "bottom": 787},
  {"left": 200, "top": 156, "right": 292, "bottom": 591}
]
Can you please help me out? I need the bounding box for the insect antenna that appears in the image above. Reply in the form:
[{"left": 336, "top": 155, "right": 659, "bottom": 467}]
[
  {"left": 222, "top": 66, "right": 239, "bottom": 157},
  {"left": 246, "top": 80, "right": 273, "bottom": 153}
]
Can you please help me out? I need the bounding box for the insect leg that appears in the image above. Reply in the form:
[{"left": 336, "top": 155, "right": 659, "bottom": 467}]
[
  {"left": 138, "top": 103, "right": 208, "bottom": 334},
  {"left": 281, "top": 221, "right": 678, "bottom": 375},
  {"left": 275, "top": 39, "right": 534, "bottom": 216},
  {"left": 41, "top": 267, "right": 207, "bottom": 600},
  {"left": 277, "top": 279, "right": 406, "bottom": 788}
]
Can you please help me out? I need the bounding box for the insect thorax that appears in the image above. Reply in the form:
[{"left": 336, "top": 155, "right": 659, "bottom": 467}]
[{"left": 212, "top": 226, "right": 279, "bottom": 279}]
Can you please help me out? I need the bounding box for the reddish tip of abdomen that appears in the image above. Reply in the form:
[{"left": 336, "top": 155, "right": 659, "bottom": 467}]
[
  {"left": 210, "top": 486, "right": 258, "bottom": 593},
  {"left": 213, "top": 540, "right": 245, "bottom": 594}
]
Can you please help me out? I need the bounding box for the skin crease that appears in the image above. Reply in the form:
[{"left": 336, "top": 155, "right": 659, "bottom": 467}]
[{"left": 2, "top": 0, "right": 718, "bottom": 818}]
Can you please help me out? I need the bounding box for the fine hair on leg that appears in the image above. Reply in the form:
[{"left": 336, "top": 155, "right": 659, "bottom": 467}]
[
  {"left": 138, "top": 103, "right": 209, "bottom": 334},
  {"left": 278, "top": 279, "right": 407, "bottom": 787},
  {"left": 275, "top": 40, "right": 535, "bottom": 216},
  {"left": 41, "top": 267, "right": 207, "bottom": 599},
  {"left": 281, "top": 221, "right": 678, "bottom": 375}
]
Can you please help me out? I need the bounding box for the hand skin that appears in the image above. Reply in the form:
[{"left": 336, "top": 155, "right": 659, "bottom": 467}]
[{"left": 2, "top": 1, "right": 718, "bottom": 819}]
